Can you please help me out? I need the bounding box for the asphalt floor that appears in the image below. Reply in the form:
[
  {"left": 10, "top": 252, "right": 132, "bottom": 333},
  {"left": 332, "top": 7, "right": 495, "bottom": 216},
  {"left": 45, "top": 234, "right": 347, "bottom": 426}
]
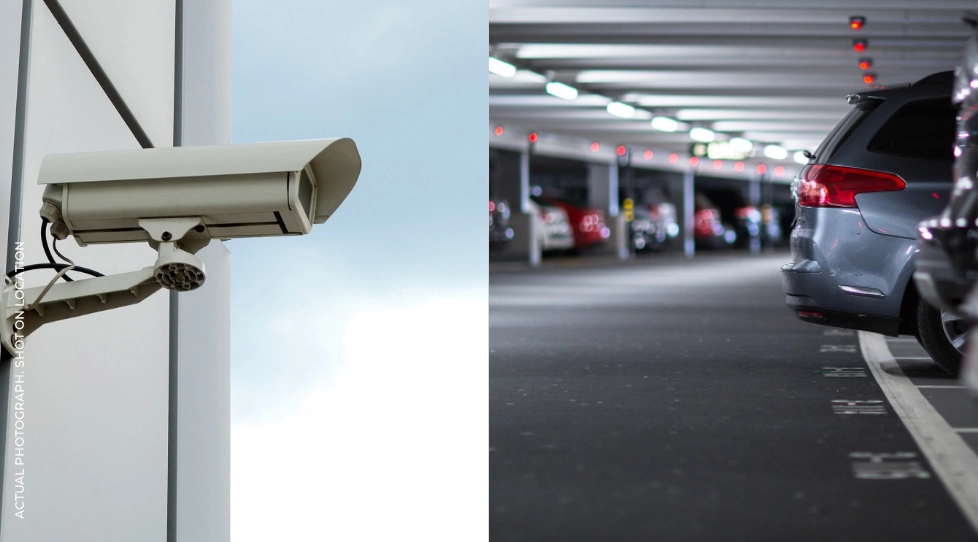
[{"left": 489, "top": 250, "right": 978, "bottom": 541}]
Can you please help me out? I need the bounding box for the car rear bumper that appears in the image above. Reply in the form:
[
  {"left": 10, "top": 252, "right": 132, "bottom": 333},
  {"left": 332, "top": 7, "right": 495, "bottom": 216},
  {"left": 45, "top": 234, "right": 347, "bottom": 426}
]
[
  {"left": 542, "top": 233, "right": 574, "bottom": 251},
  {"left": 783, "top": 207, "right": 914, "bottom": 329},
  {"left": 784, "top": 293, "right": 902, "bottom": 336},
  {"left": 782, "top": 257, "right": 907, "bottom": 332}
]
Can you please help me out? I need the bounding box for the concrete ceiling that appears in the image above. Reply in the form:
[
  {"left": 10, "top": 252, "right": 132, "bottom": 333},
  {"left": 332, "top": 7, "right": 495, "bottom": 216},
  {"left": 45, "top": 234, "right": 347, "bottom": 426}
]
[{"left": 489, "top": 0, "right": 975, "bottom": 179}]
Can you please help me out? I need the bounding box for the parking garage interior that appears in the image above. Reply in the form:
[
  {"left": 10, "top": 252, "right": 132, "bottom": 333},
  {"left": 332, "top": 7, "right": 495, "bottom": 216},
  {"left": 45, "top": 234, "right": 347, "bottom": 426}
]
[{"left": 489, "top": 2, "right": 978, "bottom": 540}]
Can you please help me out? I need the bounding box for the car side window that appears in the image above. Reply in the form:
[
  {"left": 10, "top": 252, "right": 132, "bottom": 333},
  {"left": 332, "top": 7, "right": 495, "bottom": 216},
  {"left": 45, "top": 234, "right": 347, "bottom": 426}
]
[{"left": 867, "top": 98, "right": 956, "bottom": 161}]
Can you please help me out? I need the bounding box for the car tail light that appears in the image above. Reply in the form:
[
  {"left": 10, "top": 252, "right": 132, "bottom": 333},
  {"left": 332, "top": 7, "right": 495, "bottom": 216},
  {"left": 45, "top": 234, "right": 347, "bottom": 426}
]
[
  {"left": 580, "top": 213, "right": 598, "bottom": 231},
  {"left": 797, "top": 165, "right": 905, "bottom": 208},
  {"left": 694, "top": 209, "right": 719, "bottom": 235},
  {"left": 696, "top": 209, "right": 718, "bottom": 222},
  {"left": 489, "top": 201, "right": 496, "bottom": 212}
]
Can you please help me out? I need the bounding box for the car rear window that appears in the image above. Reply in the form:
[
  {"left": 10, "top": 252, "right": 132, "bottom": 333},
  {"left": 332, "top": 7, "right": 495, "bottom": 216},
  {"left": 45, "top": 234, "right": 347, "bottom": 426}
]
[
  {"left": 813, "top": 98, "right": 881, "bottom": 164},
  {"left": 867, "top": 98, "right": 956, "bottom": 161}
]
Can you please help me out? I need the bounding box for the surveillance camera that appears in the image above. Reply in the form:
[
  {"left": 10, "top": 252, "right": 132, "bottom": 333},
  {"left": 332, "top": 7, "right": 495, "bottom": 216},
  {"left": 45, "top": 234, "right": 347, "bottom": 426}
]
[
  {"left": 1, "top": 138, "right": 361, "bottom": 354},
  {"left": 38, "top": 138, "right": 361, "bottom": 246}
]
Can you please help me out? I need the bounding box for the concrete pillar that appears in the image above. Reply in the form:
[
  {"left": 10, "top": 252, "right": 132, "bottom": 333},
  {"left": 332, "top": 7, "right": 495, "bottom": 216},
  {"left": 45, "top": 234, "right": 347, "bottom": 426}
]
[
  {"left": 489, "top": 148, "right": 537, "bottom": 264},
  {"left": 588, "top": 162, "right": 627, "bottom": 259},
  {"left": 587, "top": 162, "right": 619, "bottom": 216},
  {"left": 749, "top": 177, "right": 761, "bottom": 254},
  {"left": 506, "top": 212, "right": 540, "bottom": 266},
  {"left": 683, "top": 169, "right": 695, "bottom": 257},
  {"left": 610, "top": 214, "right": 628, "bottom": 260}
]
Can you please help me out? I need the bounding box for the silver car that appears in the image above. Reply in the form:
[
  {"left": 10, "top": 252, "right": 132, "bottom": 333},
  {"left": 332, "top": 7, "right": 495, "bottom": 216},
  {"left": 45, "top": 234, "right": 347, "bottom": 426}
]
[{"left": 782, "top": 71, "right": 962, "bottom": 374}]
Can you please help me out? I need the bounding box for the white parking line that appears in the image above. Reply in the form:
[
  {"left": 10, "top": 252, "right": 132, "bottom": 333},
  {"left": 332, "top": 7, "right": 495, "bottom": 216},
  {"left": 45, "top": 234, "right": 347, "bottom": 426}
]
[
  {"left": 917, "top": 385, "right": 968, "bottom": 389},
  {"left": 859, "top": 331, "right": 978, "bottom": 533},
  {"left": 893, "top": 356, "right": 937, "bottom": 360},
  {"left": 956, "top": 429, "right": 978, "bottom": 433}
]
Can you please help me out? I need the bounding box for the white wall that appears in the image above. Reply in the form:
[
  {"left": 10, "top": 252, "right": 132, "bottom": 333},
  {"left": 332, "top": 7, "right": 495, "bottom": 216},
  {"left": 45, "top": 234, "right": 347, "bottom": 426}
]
[
  {"left": 0, "top": 0, "right": 23, "bottom": 264},
  {"left": 174, "top": 1, "right": 232, "bottom": 540},
  {"left": 0, "top": 1, "right": 230, "bottom": 540}
]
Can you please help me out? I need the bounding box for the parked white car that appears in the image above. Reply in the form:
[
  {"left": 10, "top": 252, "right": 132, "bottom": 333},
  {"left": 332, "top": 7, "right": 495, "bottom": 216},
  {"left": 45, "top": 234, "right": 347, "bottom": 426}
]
[{"left": 527, "top": 199, "right": 574, "bottom": 252}]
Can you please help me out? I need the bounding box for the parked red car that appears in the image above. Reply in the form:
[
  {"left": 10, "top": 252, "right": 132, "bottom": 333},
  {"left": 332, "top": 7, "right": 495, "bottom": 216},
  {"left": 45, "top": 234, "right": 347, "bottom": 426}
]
[
  {"left": 694, "top": 193, "right": 735, "bottom": 249},
  {"left": 533, "top": 194, "right": 610, "bottom": 250}
]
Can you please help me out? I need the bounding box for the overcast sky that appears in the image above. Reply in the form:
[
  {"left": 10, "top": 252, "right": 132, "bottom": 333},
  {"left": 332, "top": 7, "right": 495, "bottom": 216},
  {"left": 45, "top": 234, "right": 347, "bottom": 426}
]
[{"left": 228, "top": 1, "right": 486, "bottom": 539}]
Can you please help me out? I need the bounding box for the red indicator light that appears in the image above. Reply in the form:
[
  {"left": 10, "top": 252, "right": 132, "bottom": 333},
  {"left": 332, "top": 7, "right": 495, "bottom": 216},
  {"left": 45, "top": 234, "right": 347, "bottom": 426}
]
[
  {"left": 797, "top": 310, "right": 824, "bottom": 319},
  {"left": 756, "top": 164, "right": 768, "bottom": 175},
  {"left": 858, "top": 58, "right": 872, "bottom": 70},
  {"left": 713, "top": 160, "right": 723, "bottom": 170},
  {"left": 494, "top": 126, "right": 504, "bottom": 136},
  {"left": 932, "top": 193, "right": 941, "bottom": 199},
  {"left": 689, "top": 157, "right": 699, "bottom": 167},
  {"left": 616, "top": 145, "right": 627, "bottom": 156},
  {"left": 668, "top": 153, "right": 678, "bottom": 164},
  {"left": 863, "top": 73, "right": 876, "bottom": 84},
  {"left": 774, "top": 166, "right": 786, "bottom": 177},
  {"left": 849, "top": 16, "right": 865, "bottom": 30},
  {"left": 853, "top": 39, "right": 867, "bottom": 52},
  {"left": 643, "top": 150, "right": 653, "bottom": 160},
  {"left": 797, "top": 165, "right": 906, "bottom": 208},
  {"left": 590, "top": 142, "right": 600, "bottom": 152},
  {"left": 489, "top": 201, "right": 495, "bottom": 212},
  {"left": 734, "top": 162, "right": 745, "bottom": 172},
  {"left": 528, "top": 132, "right": 538, "bottom": 143}
]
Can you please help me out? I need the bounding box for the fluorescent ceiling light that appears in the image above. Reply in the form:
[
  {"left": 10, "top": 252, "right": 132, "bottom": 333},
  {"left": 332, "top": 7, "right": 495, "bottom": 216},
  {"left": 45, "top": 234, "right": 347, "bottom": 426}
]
[
  {"left": 606, "top": 101, "right": 636, "bottom": 118},
  {"left": 793, "top": 151, "right": 811, "bottom": 165},
  {"left": 764, "top": 144, "right": 788, "bottom": 160},
  {"left": 489, "top": 57, "right": 517, "bottom": 77},
  {"left": 545, "top": 81, "right": 578, "bottom": 100},
  {"left": 729, "top": 137, "right": 753, "bottom": 153},
  {"left": 651, "top": 116, "right": 679, "bottom": 132},
  {"left": 689, "top": 127, "right": 715, "bottom": 142}
]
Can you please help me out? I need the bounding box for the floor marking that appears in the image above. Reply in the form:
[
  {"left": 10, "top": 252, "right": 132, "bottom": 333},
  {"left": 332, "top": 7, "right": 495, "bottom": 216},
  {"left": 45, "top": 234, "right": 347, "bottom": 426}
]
[
  {"left": 850, "top": 452, "right": 931, "bottom": 479},
  {"left": 833, "top": 399, "right": 886, "bottom": 415},
  {"left": 955, "top": 429, "right": 978, "bottom": 433},
  {"left": 822, "top": 367, "right": 868, "bottom": 377},
  {"left": 859, "top": 331, "right": 978, "bottom": 532},
  {"left": 821, "top": 344, "right": 857, "bottom": 353},
  {"left": 886, "top": 338, "right": 920, "bottom": 342},
  {"left": 893, "top": 356, "right": 935, "bottom": 361}
]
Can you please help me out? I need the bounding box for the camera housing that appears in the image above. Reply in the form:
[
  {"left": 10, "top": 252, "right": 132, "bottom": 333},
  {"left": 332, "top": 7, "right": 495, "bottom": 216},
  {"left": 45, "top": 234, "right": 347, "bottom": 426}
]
[{"left": 39, "top": 137, "right": 361, "bottom": 246}]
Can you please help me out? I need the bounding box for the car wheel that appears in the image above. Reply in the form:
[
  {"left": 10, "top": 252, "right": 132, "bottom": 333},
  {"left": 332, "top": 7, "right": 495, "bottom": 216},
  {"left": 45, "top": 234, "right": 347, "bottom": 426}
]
[{"left": 916, "top": 299, "right": 966, "bottom": 376}]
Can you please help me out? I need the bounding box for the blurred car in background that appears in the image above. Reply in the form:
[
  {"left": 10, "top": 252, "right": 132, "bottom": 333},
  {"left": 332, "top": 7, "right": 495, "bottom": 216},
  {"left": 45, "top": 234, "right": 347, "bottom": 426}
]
[
  {"left": 632, "top": 190, "right": 680, "bottom": 252},
  {"left": 733, "top": 205, "right": 762, "bottom": 249},
  {"left": 534, "top": 194, "right": 610, "bottom": 250},
  {"left": 527, "top": 198, "right": 575, "bottom": 253},
  {"left": 630, "top": 207, "right": 667, "bottom": 252},
  {"left": 694, "top": 193, "right": 736, "bottom": 249},
  {"left": 630, "top": 200, "right": 678, "bottom": 252},
  {"left": 782, "top": 70, "right": 961, "bottom": 375},
  {"left": 489, "top": 199, "right": 514, "bottom": 250}
]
